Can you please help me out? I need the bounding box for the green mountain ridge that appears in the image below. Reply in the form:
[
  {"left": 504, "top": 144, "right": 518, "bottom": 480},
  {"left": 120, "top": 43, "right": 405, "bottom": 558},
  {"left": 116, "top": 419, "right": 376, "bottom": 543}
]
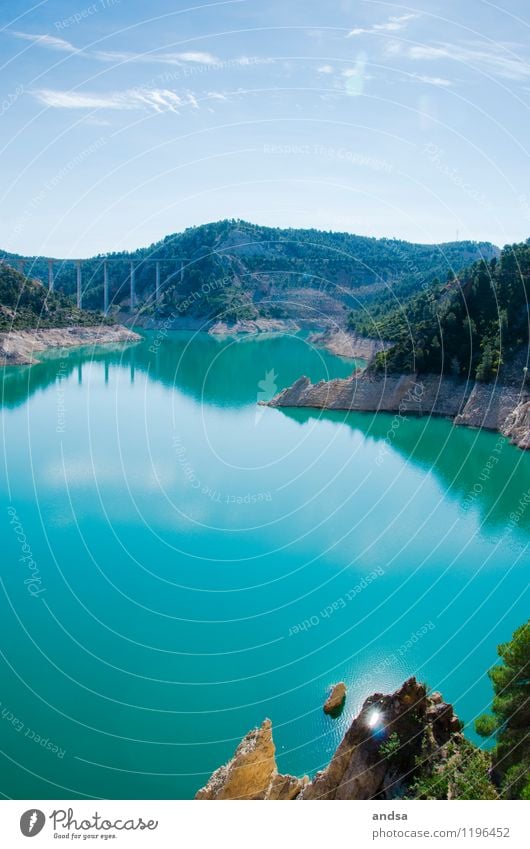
[{"left": 1, "top": 220, "right": 499, "bottom": 322}]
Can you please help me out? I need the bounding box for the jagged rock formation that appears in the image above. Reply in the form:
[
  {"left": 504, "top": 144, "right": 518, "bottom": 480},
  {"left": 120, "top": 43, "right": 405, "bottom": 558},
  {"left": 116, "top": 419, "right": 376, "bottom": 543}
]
[
  {"left": 502, "top": 399, "right": 530, "bottom": 449},
  {"left": 266, "top": 369, "right": 530, "bottom": 450},
  {"left": 196, "top": 679, "right": 493, "bottom": 800},
  {"left": 195, "top": 719, "right": 308, "bottom": 800},
  {"left": 300, "top": 678, "right": 459, "bottom": 800},
  {"left": 323, "top": 682, "right": 347, "bottom": 716},
  {"left": 0, "top": 325, "right": 141, "bottom": 366}
]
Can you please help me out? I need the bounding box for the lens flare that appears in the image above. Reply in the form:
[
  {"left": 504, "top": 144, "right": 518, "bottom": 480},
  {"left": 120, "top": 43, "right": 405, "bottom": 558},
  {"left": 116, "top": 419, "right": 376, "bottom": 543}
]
[{"left": 366, "top": 708, "right": 383, "bottom": 729}]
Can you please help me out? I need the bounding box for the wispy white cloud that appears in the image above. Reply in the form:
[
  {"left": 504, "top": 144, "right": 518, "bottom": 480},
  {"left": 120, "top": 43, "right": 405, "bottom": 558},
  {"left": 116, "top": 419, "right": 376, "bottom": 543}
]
[
  {"left": 32, "top": 87, "right": 200, "bottom": 112},
  {"left": 404, "top": 41, "right": 530, "bottom": 81},
  {"left": 10, "top": 30, "right": 220, "bottom": 66},
  {"left": 12, "top": 31, "right": 78, "bottom": 53},
  {"left": 33, "top": 89, "right": 130, "bottom": 110},
  {"left": 347, "top": 13, "right": 418, "bottom": 38},
  {"left": 176, "top": 51, "right": 219, "bottom": 64},
  {"left": 317, "top": 64, "right": 334, "bottom": 74},
  {"left": 93, "top": 49, "right": 220, "bottom": 66},
  {"left": 411, "top": 74, "right": 453, "bottom": 87}
]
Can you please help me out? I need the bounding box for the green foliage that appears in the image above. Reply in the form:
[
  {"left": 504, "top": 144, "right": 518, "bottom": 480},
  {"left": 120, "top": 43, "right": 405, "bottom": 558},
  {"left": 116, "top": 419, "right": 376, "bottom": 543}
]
[
  {"left": 408, "top": 739, "right": 497, "bottom": 800},
  {"left": 474, "top": 620, "right": 530, "bottom": 799},
  {"left": 0, "top": 264, "right": 110, "bottom": 330},
  {"left": 379, "top": 731, "right": 401, "bottom": 759},
  {"left": 355, "top": 242, "right": 530, "bottom": 381},
  {"left": 474, "top": 714, "right": 497, "bottom": 737}
]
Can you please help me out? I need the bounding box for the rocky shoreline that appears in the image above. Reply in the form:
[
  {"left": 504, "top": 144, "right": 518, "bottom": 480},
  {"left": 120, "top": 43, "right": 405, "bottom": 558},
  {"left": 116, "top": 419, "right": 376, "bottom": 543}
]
[
  {"left": 208, "top": 318, "right": 300, "bottom": 336},
  {"left": 196, "top": 678, "right": 493, "bottom": 800},
  {"left": 128, "top": 314, "right": 303, "bottom": 337},
  {"left": 266, "top": 368, "right": 530, "bottom": 450},
  {"left": 0, "top": 325, "right": 141, "bottom": 366},
  {"left": 308, "top": 328, "right": 392, "bottom": 361}
]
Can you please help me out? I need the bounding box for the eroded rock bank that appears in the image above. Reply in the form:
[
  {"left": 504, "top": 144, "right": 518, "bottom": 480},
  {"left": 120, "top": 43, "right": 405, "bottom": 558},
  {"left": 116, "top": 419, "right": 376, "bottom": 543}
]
[
  {"left": 0, "top": 325, "right": 141, "bottom": 366},
  {"left": 309, "top": 329, "right": 392, "bottom": 361},
  {"left": 208, "top": 318, "right": 300, "bottom": 336},
  {"left": 196, "top": 678, "right": 494, "bottom": 800},
  {"left": 266, "top": 368, "right": 530, "bottom": 450},
  {"left": 129, "top": 314, "right": 301, "bottom": 337}
]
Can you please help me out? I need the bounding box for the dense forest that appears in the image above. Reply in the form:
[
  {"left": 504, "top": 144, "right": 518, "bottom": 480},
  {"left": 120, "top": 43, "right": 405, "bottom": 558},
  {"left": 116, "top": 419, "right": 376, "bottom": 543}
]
[
  {"left": 475, "top": 621, "right": 530, "bottom": 800},
  {"left": 0, "top": 263, "right": 109, "bottom": 331},
  {"left": 350, "top": 241, "right": 530, "bottom": 382},
  {"left": 1, "top": 220, "right": 498, "bottom": 322}
]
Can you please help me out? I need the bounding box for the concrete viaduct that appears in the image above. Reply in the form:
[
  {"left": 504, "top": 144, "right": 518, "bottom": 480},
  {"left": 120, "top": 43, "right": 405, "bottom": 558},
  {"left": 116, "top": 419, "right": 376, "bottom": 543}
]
[{"left": 6, "top": 257, "right": 186, "bottom": 314}]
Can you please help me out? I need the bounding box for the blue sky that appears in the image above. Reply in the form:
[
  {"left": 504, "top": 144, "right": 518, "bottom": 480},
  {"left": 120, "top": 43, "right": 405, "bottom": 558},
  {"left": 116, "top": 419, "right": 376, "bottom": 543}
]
[{"left": 1, "top": 0, "right": 530, "bottom": 256}]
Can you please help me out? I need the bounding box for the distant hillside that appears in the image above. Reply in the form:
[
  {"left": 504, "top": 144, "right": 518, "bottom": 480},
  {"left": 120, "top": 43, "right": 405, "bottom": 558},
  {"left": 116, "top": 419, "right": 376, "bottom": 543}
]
[
  {"left": 349, "top": 241, "right": 530, "bottom": 381},
  {"left": 1, "top": 220, "right": 499, "bottom": 323},
  {"left": 0, "top": 263, "right": 110, "bottom": 331}
]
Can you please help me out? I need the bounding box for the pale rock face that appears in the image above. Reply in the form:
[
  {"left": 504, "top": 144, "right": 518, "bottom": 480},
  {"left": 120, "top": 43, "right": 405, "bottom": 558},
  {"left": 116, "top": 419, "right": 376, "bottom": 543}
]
[
  {"left": 0, "top": 325, "right": 140, "bottom": 366},
  {"left": 208, "top": 318, "right": 299, "bottom": 336},
  {"left": 309, "top": 329, "right": 392, "bottom": 362},
  {"left": 195, "top": 719, "right": 308, "bottom": 800},
  {"left": 267, "top": 368, "right": 530, "bottom": 450},
  {"left": 502, "top": 399, "right": 530, "bottom": 449}
]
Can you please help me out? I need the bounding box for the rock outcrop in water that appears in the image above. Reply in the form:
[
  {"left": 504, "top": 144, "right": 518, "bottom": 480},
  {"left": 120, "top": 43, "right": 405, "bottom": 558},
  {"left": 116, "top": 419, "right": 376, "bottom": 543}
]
[
  {"left": 196, "top": 678, "right": 495, "bottom": 800},
  {"left": 265, "top": 367, "right": 530, "bottom": 450},
  {"left": 323, "top": 682, "right": 347, "bottom": 716}
]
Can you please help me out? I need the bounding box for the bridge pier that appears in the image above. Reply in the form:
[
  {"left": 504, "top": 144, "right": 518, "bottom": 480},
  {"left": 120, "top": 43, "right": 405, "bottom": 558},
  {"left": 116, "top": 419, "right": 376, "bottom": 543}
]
[
  {"left": 155, "top": 261, "right": 161, "bottom": 305},
  {"left": 48, "top": 259, "right": 54, "bottom": 291},
  {"left": 103, "top": 261, "right": 109, "bottom": 315},
  {"left": 130, "top": 261, "right": 136, "bottom": 310},
  {"left": 76, "top": 260, "right": 82, "bottom": 308}
]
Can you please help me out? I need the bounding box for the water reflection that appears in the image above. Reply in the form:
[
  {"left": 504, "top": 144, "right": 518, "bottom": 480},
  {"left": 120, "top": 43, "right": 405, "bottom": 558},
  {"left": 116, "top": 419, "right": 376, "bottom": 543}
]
[
  {"left": 279, "top": 407, "right": 530, "bottom": 540},
  {"left": 0, "top": 331, "right": 356, "bottom": 410},
  {"left": 2, "top": 332, "right": 529, "bottom": 539}
]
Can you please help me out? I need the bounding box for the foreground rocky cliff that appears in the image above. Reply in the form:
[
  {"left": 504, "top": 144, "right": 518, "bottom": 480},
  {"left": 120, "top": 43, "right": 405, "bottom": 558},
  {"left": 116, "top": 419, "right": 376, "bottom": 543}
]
[
  {"left": 266, "top": 367, "right": 530, "bottom": 450},
  {"left": 0, "top": 325, "right": 141, "bottom": 365},
  {"left": 196, "top": 678, "right": 496, "bottom": 800}
]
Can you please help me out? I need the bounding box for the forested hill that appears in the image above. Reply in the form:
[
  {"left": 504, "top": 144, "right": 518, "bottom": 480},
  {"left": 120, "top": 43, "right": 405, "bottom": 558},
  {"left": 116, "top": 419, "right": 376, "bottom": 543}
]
[
  {"left": 0, "top": 263, "right": 109, "bottom": 331},
  {"left": 350, "top": 240, "right": 530, "bottom": 382},
  {"left": 1, "top": 220, "right": 498, "bottom": 322}
]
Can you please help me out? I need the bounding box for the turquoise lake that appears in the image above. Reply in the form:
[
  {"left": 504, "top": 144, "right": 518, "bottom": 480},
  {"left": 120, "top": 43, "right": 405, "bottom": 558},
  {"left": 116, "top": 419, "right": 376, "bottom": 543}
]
[{"left": 1, "top": 330, "right": 529, "bottom": 799}]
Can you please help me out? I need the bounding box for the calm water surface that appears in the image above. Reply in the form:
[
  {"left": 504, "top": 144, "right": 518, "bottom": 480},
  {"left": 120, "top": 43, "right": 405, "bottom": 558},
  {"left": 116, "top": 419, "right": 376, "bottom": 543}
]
[{"left": 1, "top": 331, "right": 528, "bottom": 799}]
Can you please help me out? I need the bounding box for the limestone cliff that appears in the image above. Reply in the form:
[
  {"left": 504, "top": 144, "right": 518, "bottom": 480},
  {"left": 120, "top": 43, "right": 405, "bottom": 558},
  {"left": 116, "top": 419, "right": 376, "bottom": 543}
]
[
  {"left": 195, "top": 719, "right": 308, "bottom": 800},
  {"left": 266, "top": 368, "right": 530, "bottom": 450},
  {"left": 196, "top": 679, "right": 495, "bottom": 800}
]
